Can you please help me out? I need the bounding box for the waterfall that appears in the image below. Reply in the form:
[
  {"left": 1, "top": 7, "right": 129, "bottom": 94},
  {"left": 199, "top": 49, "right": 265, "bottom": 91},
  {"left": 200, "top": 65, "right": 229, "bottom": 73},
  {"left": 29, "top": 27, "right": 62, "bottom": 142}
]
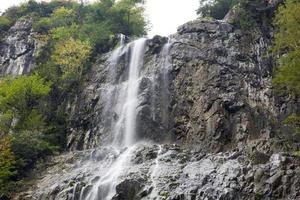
[
  {"left": 149, "top": 39, "right": 172, "bottom": 129},
  {"left": 111, "top": 38, "right": 147, "bottom": 147},
  {"left": 83, "top": 147, "right": 135, "bottom": 200},
  {"left": 160, "top": 40, "right": 172, "bottom": 129},
  {"left": 119, "top": 34, "right": 126, "bottom": 46},
  {"left": 81, "top": 38, "right": 147, "bottom": 200}
]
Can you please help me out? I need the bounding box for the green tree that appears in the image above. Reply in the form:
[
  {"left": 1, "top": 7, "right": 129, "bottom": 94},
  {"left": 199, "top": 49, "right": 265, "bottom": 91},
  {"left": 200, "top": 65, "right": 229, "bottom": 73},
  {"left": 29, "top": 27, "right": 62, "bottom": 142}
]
[
  {"left": 50, "top": 7, "right": 77, "bottom": 27},
  {"left": 273, "top": 0, "right": 300, "bottom": 94},
  {"left": 197, "top": 0, "right": 268, "bottom": 30},
  {"left": 0, "top": 16, "right": 14, "bottom": 37},
  {"left": 197, "top": 0, "right": 236, "bottom": 20},
  {"left": 109, "top": 0, "right": 147, "bottom": 35},
  {"left": 0, "top": 75, "right": 51, "bottom": 132},
  {"left": 0, "top": 137, "right": 16, "bottom": 182},
  {"left": 11, "top": 130, "right": 56, "bottom": 174},
  {"left": 0, "top": 136, "right": 16, "bottom": 197},
  {"left": 51, "top": 37, "right": 92, "bottom": 82},
  {"left": 272, "top": 0, "right": 300, "bottom": 137},
  {"left": 0, "top": 75, "right": 57, "bottom": 191}
]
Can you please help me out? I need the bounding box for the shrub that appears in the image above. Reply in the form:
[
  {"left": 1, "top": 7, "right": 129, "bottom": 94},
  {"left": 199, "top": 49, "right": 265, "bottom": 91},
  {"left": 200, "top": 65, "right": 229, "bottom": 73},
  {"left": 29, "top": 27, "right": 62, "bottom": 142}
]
[
  {"left": 0, "top": 16, "right": 14, "bottom": 37},
  {"left": 0, "top": 136, "right": 16, "bottom": 197}
]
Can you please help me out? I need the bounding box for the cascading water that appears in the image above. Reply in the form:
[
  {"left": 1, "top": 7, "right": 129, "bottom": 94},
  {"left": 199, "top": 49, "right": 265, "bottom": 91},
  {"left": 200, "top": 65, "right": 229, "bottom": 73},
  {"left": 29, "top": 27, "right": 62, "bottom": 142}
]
[
  {"left": 160, "top": 40, "right": 172, "bottom": 129},
  {"left": 149, "top": 39, "right": 173, "bottom": 130},
  {"left": 81, "top": 38, "right": 147, "bottom": 200},
  {"left": 111, "top": 38, "right": 147, "bottom": 146}
]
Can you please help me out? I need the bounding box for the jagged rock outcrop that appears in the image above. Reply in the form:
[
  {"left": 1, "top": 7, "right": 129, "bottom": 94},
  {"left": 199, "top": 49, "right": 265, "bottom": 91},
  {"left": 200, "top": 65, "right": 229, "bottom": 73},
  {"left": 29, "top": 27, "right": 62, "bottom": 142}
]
[
  {"left": 16, "top": 144, "right": 300, "bottom": 200},
  {"left": 169, "top": 19, "right": 278, "bottom": 152},
  {"left": 0, "top": 18, "right": 38, "bottom": 76}
]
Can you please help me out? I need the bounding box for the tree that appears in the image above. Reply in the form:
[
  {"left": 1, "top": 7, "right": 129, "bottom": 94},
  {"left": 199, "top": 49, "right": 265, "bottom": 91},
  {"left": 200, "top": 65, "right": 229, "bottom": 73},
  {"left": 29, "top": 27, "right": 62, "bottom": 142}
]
[
  {"left": 0, "top": 75, "right": 56, "bottom": 192},
  {"left": 50, "top": 7, "right": 77, "bottom": 27},
  {"left": 0, "top": 16, "right": 14, "bottom": 37},
  {"left": 0, "top": 137, "right": 16, "bottom": 182},
  {"left": 197, "top": 0, "right": 268, "bottom": 30},
  {"left": 272, "top": 0, "right": 300, "bottom": 138},
  {"left": 109, "top": 0, "right": 147, "bottom": 36},
  {"left": 51, "top": 38, "right": 91, "bottom": 82},
  {"left": 0, "top": 136, "right": 16, "bottom": 197},
  {"left": 273, "top": 0, "right": 300, "bottom": 94},
  {"left": 0, "top": 75, "right": 51, "bottom": 132},
  {"left": 197, "top": 0, "right": 236, "bottom": 20},
  {"left": 11, "top": 130, "right": 56, "bottom": 174}
]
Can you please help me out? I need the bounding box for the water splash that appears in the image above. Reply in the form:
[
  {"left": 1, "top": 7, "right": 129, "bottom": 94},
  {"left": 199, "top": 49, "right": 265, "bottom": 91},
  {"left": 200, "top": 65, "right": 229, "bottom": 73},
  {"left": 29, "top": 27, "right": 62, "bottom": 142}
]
[{"left": 83, "top": 146, "right": 136, "bottom": 200}]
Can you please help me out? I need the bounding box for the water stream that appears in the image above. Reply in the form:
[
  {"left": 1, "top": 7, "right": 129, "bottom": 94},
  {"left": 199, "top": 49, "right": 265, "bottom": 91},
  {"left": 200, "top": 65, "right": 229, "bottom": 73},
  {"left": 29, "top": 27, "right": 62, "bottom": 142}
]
[
  {"left": 80, "top": 38, "right": 147, "bottom": 200},
  {"left": 160, "top": 39, "right": 172, "bottom": 129}
]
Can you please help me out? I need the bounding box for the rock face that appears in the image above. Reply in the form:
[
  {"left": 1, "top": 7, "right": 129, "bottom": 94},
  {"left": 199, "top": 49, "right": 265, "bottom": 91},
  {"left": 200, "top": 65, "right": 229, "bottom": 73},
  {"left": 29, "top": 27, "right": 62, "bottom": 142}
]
[
  {"left": 16, "top": 144, "right": 300, "bottom": 200},
  {"left": 67, "top": 19, "right": 296, "bottom": 153},
  {"left": 0, "top": 18, "right": 38, "bottom": 76},
  {"left": 11, "top": 14, "right": 300, "bottom": 200},
  {"left": 169, "top": 20, "right": 277, "bottom": 152}
]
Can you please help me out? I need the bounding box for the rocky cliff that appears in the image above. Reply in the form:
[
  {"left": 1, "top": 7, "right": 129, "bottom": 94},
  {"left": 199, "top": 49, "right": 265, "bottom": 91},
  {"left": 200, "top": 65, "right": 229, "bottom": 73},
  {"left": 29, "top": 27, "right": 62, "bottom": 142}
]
[
  {"left": 67, "top": 19, "right": 297, "bottom": 153},
  {"left": 2, "top": 2, "right": 299, "bottom": 199},
  {"left": 0, "top": 18, "right": 38, "bottom": 76},
  {"left": 11, "top": 18, "right": 300, "bottom": 200}
]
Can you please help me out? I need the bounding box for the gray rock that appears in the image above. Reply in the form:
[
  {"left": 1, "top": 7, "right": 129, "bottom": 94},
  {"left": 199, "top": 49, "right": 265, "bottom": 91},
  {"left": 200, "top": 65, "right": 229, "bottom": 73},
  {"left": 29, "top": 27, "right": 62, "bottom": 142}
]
[
  {"left": 0, "top": 18, "right": 38, "bottom": 76},
  {"left": 17, "top": 144, "right": 300, "bottom": 200}
]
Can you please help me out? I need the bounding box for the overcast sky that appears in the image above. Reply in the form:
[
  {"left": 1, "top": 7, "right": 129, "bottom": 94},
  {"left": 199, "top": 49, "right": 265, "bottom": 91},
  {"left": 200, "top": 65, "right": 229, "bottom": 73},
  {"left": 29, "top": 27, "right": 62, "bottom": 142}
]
[{"left": 0, "top": 0, "right": 199, "bottom": 37}]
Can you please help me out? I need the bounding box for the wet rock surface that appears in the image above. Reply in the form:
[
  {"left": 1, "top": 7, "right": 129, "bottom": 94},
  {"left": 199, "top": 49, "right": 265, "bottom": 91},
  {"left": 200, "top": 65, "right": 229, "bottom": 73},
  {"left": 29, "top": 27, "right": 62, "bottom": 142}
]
[
  {"left": 0, "top": 18, "right": 38, "bottom": 76},
  {"left": 67, "top": 19, "right": 297, "bottom": 152},
  {"left": 15, "top": 144, "right": 300, "bottom": 200}
]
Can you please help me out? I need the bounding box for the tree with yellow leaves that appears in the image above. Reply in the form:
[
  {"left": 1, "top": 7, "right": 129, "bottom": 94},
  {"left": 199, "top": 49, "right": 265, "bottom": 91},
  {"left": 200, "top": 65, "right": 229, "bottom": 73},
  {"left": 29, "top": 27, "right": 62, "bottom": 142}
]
[{"left": 52, "top": 38, "right": 92, "bottom": 82}]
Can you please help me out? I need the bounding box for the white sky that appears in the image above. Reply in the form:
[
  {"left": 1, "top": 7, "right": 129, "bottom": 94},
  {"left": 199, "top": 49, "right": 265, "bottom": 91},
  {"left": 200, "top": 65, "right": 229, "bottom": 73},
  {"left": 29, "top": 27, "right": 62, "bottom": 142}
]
[{"left": 0, "top": 0, "right": 199, "bottom": 37}]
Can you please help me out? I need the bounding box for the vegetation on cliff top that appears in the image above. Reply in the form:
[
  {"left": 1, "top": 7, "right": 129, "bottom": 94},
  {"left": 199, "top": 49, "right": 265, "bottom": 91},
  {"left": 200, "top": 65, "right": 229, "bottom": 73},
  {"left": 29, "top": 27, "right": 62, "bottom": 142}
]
[
  {"left": 0, "top": 0, "right": 147, "bottom": 198},
  {"left": 198, "top": 0, "right": 272, "bottom": 31}
]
